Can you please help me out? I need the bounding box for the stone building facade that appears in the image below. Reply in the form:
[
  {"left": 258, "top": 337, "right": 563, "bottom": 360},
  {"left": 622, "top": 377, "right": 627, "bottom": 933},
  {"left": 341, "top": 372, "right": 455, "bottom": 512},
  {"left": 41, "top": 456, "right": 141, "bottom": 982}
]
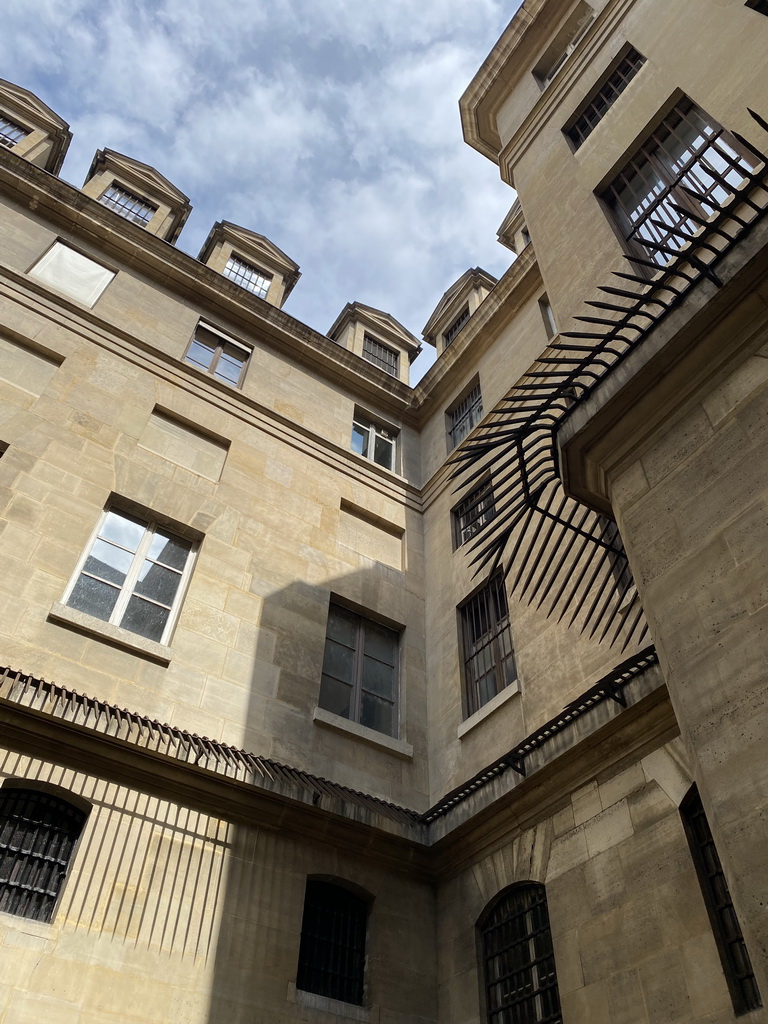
[{"left": 0, "top": 1, "right": 767, "bottom": 1022}]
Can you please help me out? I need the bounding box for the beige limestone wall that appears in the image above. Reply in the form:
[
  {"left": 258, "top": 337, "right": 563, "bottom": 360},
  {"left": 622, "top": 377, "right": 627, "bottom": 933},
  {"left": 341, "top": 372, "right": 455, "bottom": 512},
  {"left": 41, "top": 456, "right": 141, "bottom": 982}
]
[
  {"left": 0, "top": 752, "right": 437, "bottom": 1024},
  {"left": 436, "top": 737, "right": 749, "bottom": 1024}
]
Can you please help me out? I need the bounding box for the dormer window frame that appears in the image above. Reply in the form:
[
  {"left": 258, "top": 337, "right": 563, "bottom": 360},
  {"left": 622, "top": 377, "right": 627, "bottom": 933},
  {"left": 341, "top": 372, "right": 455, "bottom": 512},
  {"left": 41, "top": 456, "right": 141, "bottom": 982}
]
[
  {"left": 362, "top": 333, "right": 400, "bottom": 377},
  {"left": 98, "top": 181, "right": 158, "bottom": 228},
  {"left": 222, "top": 253, "right": 273, "bottom": 300},
  {"left": 443, "top": 305, "right": 471, "bottom": 349},
  {"left": 0, "top": 111, "right": 31, "bottom": 150}
]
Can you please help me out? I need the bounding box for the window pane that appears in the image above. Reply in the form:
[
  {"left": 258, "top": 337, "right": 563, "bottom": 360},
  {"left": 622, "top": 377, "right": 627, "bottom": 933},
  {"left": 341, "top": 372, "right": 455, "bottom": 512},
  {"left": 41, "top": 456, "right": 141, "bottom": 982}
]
[
  {"left": 318, "top": 675, "right": 353, "bottom": 719},
  {"left": 326, "top": 605, "right": 359, "bottom": 647},
  {"left": 214, "top": 348, "right": 246, "bottom": 384},
  {"left": 68, "top": 574, "right": 120, "bottom": 621},
  {"left": 100, "top": 510, "right": 146, "bottom": 552},
  {"left": 83, "top": 539, "right": 134, "bottom": 586},
  {"left": 363, "top": 621, "right": 398, "bottom": 664},
  {"left": 147, "top": 531, "right": 191, "bottom": 570},
  {"left": 361, "top": 656, "right": 395, "bottom": 700},
  {"left": 360, "top": 692, "right": 394, "bottom": 735},
  {"left": 351, "top": 422, "right": 369, "bottom": 457},
  {"left": 133, "top": 561, "right": 182, "bottom": 606},
  {"left": 120, "top": 596, "right": 170, "bottom": 641},
  {"left": 185, "top": 338, "right": 216, "bottom": 371},
  {"left": 322, "top": 639, "right": 356, "bottom": 684},
  {"left": 373, "top": 434, "right": 394, "bottom": 469}
]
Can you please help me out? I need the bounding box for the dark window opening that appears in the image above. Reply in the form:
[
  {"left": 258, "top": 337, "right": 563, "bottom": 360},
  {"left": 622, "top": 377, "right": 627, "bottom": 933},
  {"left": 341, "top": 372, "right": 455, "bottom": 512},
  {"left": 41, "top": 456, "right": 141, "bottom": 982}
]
[
  {"left": 362, "top": 334, "right": 399, "bottom": 377},
  {"left": 443, "top": 306, "right": 470, "bottom": 348},
  {"left": 681, "top": 785, "right": 762, "bottom": 1015},
  {"left": 0, "top": 114, "right": 30, "bottom": 149},
  {"left": 296, "top": 879, "right": 368, "bottom": 1005},
  {"left": 223, "top": 255, "right": 271, "bottom": 299},
  {"left": 0, "top": 788, "right": 87, "bottom": 923},
  {"left": 566, "top": 47, "right": 646, "bottom": 148},
  {"left": 480, "top": 884, "right": 562, "bottom": 1024},
  {"left": 453, "top": 479, "right": 495, "bottom": 548},
  {"left": 99, "top": 183, "right": 157, "bottom": 227},
  {"left": 745, "top": 0, "right": 768, "bottom": 14},
  {"left": 603, "top": 97, "right": 753, "bottom": 266},
  {"left": 460, "top": 574, "right": 517, "bottom": 716},
  {"left": 448, "top": 382, "right": 483, "bottom": 449}
]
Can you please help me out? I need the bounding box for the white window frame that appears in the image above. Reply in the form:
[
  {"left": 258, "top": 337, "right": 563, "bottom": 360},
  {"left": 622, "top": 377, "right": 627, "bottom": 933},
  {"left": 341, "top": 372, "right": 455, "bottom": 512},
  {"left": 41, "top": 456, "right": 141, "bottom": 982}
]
[
  {"left": 351, "top": 414, "right": 398, "bottom": 472},
  {"left": 62, "top": 506, "right": 198, "bottom": 646}
]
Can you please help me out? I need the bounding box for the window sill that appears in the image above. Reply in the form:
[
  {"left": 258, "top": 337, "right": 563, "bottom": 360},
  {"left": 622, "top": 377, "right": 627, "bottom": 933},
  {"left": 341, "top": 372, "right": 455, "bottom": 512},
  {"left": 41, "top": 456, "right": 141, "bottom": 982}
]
[
  {"left": 458, "top": 680, "right": 521, "bottom": 740},
  {"left": 48, "top": 603, "right": 172, "bottom": 665},
  {"left": 312, "top": 706, "right": 413, "bottom": 759},
  {"left": 288, "top": 983, "right": 374, "bottom": 1021}
]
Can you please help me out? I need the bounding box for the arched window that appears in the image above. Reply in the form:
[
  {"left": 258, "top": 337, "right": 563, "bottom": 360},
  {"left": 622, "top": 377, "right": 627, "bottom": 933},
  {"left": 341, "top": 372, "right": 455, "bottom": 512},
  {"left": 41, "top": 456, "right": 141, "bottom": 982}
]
[
  {"left": 0, "top": 787, "right": 87, "bottom": 923},
  {"left": 296, "top": 879, "right": 369, "bottom": 1005},
  {"left": 480, "top": 883, "right": 562, "bottom": 1024},
  {"left": 680, "top": 784, "right": 762, "bottom": 1014}
]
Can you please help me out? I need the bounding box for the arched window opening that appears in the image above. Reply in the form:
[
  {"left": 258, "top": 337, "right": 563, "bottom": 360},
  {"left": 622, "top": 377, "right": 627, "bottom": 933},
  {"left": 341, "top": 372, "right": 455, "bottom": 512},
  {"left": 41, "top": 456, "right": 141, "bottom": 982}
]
[
  {"left": 680, "top": 784, "right": 762, "bottom": 1015},
  {"left": 480, "top": 883, "right": 562, "bottom": 1024},
  {"left": 0, "top": 787, "right": 87, "bottom": 923},
  {"left": 296, "top": 879, "right": 368, "bottom": 1006}
]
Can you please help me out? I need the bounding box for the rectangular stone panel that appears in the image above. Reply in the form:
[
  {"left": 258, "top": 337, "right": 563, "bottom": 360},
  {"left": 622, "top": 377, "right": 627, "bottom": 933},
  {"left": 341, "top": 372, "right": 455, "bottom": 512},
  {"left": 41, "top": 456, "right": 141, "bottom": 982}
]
[
  {"left": 0, "top": 334, "right": 61, "bottom": 396},
  {"left": 339, "top": 500, "right": 404, "bottom": 570},
  {"left": 138, "top": 408, "right": 229, "bottom": 481}
]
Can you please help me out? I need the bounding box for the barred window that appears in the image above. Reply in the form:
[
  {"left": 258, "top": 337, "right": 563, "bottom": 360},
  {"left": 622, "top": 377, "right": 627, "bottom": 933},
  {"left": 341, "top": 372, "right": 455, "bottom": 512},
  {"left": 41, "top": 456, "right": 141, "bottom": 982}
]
[
  {"left": 460, "top": 574, "right": 517, "bottom": 716},
  {"left": 184, "top": 324, "right": 251, "bottom": 387},
  {"left": 64, "top": 506, "right": 196, "bottom": 645},
  {"left": 566, "top": 47, "right": 646, "bottom": 148},
  {"left": 0, "top": 788, "right": 87, "bottom": 923},
  {"left": 448, "top": 382, "right": 483, "bottom": 449},
  {"left": 0, "top": 114, "right": 30, "bottom": 149},
  {"left": 681, "top": 785, "right": 762, "bottom": 1015},
  {"left": 351, "top": 415, "right": 397, "bottom": 471},
  {"left": 99, "top": 183, "right": 157, "bottom": 227},
  {"left": 362, "top": 334, "right": 399, "bottom": 377},
  {"left": 296, "top": 879, "right": 368, "bottom": 1005},
  {"left": 223, "top": 255, "right": 272, "bottom": 299},
  {"left": 453, "top": 479, "right": 495, "bottom": 548},
  {"left": 319, "top": 603, "right": 399, "bottom": 737},
  {"left": 603, "top": 98, "right": 753, "bottom": 266},
  {"left": 443, "top": 306, "right": 470, "bottom": 348},
  {"left": 480, "top": 884, "right": 562, "bottom": 1024}
]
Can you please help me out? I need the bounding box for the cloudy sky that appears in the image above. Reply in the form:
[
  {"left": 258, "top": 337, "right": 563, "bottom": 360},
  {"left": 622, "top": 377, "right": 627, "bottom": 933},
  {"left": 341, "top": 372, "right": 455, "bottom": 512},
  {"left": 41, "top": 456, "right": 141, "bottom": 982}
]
[{"left": 7, "top": 0, "right": 522, "bottom": 380}]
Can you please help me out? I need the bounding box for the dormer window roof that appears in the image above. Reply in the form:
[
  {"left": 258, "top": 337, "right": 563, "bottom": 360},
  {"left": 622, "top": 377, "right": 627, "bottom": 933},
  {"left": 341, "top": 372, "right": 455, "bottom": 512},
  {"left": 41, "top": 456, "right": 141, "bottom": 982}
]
[
  {"left": 223, "top": 254, "right": 272, "bottom": 299},
  {"left": 99, "top": 183, "right": 158, "bottom": 226},
  {"left": 0, "top": 78, "right": 71, "bottom": 174},
  {"left": 328, "top": 302, "right": 420, "bottom": 386},
  {"left": 422, "top": 267, "right": 497, "bottom": 357},
  {"left": 0, "top": 114, "right": 29, "bottom": 149}
]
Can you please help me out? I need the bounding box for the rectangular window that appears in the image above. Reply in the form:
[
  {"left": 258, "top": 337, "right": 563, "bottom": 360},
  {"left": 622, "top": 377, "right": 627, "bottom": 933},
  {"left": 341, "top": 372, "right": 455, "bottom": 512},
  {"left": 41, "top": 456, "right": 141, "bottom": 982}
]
[
  {"left": 222, "top": 255, "right": 272, "bottom": 299},
  {"left": 351, "top": 414, "right": 397, "bottom": 471},
  {"left": 539, "top": 294, "right": 558, "bottom": 340},
  {"left": 0, "top": 114, "right": 30, "bottom": 148},
  {"left": 99, "top": 183, "right": 157, "bottom": 227},
  {"left": 318, "top": 603, "right": 400, "bottom": 737},
  {"left": 28, "top": 241, "right": 115, "bottom": 308},
  {"left": 362, "top": 333, "right": 399, "bottom": 377},
  {"left": 746, "top": 0, "right": 768, "bottom": 14},
  {"left": 443, "top": 306, "right": 470, "bottom": 348},
  {"left": 566, "top": 47, "right": 646, "bottom": 148},
  {"left": 184, "top": 324, "right": 251, "bottom": 387},
  {"left": 64, "top": 507, "right": 196, "bottom": 645},
  {"left": 453, "top": 479, "right": 495, "bottom": 548},
  {"left": 460, "top": 575, "right": 517, "bottom": 716},
  {"left": 448, "top": 382, "right": 483, "bottom": 449},
  {"left": 681, "top": 785, "right": 762, "bottom": 1015},
  {"left": 603, "top": 98, "right": 753, "bottom": 265}
]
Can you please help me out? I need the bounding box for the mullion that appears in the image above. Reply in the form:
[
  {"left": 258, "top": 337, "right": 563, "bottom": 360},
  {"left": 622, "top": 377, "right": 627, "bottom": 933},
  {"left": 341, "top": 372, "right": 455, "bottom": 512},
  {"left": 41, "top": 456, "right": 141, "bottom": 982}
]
[
  {"left": 351, "top": 616, "right": 365, "bottom": 724},
  {"left": 111, "top": 524, "right": 155, "bottom": 628}
]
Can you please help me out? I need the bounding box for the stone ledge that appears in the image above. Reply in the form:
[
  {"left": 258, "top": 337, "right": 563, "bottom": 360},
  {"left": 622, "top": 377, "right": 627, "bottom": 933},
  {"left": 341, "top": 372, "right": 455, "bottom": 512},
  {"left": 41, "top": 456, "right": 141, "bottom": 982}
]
[
  {"left": 48, "top": 603, "right": 172, "bottom": 665},
  {"left": 457, "top": 680, "right": 521, "bottom": 739},
  {"left": 312, "top": 706, "right": 413, "bottom": 759}
]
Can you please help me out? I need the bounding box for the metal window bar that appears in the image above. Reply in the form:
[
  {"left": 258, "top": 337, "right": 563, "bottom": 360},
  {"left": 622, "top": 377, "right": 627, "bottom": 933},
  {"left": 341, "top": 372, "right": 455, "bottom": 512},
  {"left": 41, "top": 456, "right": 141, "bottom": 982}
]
[
  {"left": 0, "top": 114, "right": 29, "bottom": 148},
  {"left": 605, "top": 99, "right": 754, "bottom": 265},
  {"left": 461, "top": 575, "right": 517, "bottom": 715},
  {"left": 296, "top": 880, "right": 367, "bottom": 1005},
  {"left": 99, "top": 184, "right": 157, "bottom": 227},
  {"left": 567, "top": 48, "right": 646, "bottom": 148},
  {"left": 0, "top": 789, "right": 86, "bottom": 923},
  {"left": 223, "top": 256, "right": 271, "bottom": 299},
  {"left": 444, "top": 306, "right": 470, "bottom": 347},
  {"left": 454, "top": 480, "right": 496, "bottom": 547},
  {"left": 362, "top": 334, "right": 399, "bottom": 376},
  {"left": 450, "top": 384, "right": 483, "bottom": 447},
  {"left": 681, "top": 786, "right": 762, "bottom": 1015},
  {"left": 482, "top": 885, "right": 562, "bottom": 1024}
]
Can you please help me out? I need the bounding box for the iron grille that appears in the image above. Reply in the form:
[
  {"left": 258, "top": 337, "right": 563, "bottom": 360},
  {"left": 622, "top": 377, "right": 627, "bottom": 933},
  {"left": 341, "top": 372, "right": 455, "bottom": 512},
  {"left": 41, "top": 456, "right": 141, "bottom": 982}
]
[
  {"left": 567, "top": 47, "right": 646, "bottom": 148},
  {"left": 604, "top": 98, "right": 754, "bottom": 265},
  {"left": 461, "top": 574, "right": 517, "bottom": 715},
  {"left": 453, "top": 479, "right": 496, "bottom": 547},
  {"left": 481, "top": 884, "right": 562, "bottom": 1024},
  {"left": 444, "top": 305, "right": 470, "bottom": 347},
  {"left": 99, "top": 184, "right": 157, "bottom": 226},
  {"left": 223, "top": 255, "right": 271, "bottom": 299},
  {"left": 296, "top": 880, "right": 368, "bottom": 1005},
  {"left": 449, "top": 383, "right": 483, "bottom": 448},
  {"left": 362, "top": 334, "right": 399, "bottom": 376},
  {"left": 0, "top": 114, "right": 29, "bottom": 148},
  {"left": 681, "top": 786, "right": 762, "bottom": 1015},
  {"left": 0, "top": 788, "right": 86, "bottom": 923}
]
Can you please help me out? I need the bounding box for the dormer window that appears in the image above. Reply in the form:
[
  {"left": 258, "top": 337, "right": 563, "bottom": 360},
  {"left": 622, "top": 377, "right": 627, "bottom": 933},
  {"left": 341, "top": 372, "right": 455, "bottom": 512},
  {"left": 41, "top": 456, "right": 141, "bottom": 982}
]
[
  {"left": 0, "top": 113, "right": 29, "bottom": 149},
  {"left": 99, "top": 183, "right": 157, "bottom": 227},
  {"left": 443, "top": 306, "right": 470, "bottom": 348},
  {"left": 223, "top": 254, "right": 272, "bottom": 299},
  {"left": 362, "top": 333, "right": 399, "bottom": 377}
]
